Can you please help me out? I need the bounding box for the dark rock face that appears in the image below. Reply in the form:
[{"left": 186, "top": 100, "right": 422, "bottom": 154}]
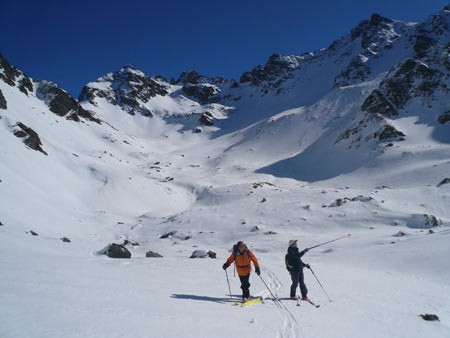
[
  {"left": 239, "top": 53, "right": 299, "bottom": 91},
  {"left": 0, "top": 89, "right": 6, "bottom": 109},
  {"left": 30, "top": 230, "right": 39, "bottom": 236},
  {"left": 61, "top": 237, "right": 71, "bottom": 243},
  {"left": 350, "top": 14, "right": 395, "bottom": 49},
  {"left": 146, "top": 251, "right": 163, "bottom": 258},
  {"left": 334, "top": 55, "right": 372, "bottom": 88},
  {"left": 176, "top": 70, "right": 202, "bottom": 84},
  {"left": 0, "top": 53, "right": 21, "bottom": 87},
  {"left": 182, "top": 83, "right": 220, "bottom": 104},
  {"left": 13, "top": 122, "right": 48, "bottom": 155},
  {"left": 79, "top": 65, "right": 168, "bottom": 117},
  {"left": 207, "top": 251, "right": 216, "bottom": 259},
  {"left": 105, "top": 243, "right": 131, "bottom": 259},
  {"left": 382, "top": 58, "right": 441, "bottom": 109},
  {"left": 363, "top": 54, "right": 446, "bottom": 123},
  {"left": 37, "top": 82, "right": 100, "bottom": 123},
  {"left": 362, "top": 90, "right": 398, "bottom": 117},
  {"left": 414, "top": 35, "right": 437, "bottom": 58},
  {"left": 0, "top": 54, "right": 34, "bottom": 96},
  {"left": 437, "top": 111, "right": 450, "bottom": 124},
  {"left": 18, "top": 77, "right": 33, "bottom": 96},
  {"left": 199, "top": 112, "right": 214, "bottom": 126},
  {"left": 375, "top": 125, "right": 405, "bottom": 142}
]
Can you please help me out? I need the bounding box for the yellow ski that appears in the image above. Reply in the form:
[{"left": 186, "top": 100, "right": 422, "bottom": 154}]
[{"left": 240, "top": 297, "right": 262, "bottom": 307}]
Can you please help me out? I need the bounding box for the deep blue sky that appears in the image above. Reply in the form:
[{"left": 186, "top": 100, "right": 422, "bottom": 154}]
[{"left": 1, "top": 0, "right": 448, "bottom": 97}]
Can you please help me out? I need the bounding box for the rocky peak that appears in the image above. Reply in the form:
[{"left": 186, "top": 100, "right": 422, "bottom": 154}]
[
  {"left": 239, "top": 53, "right": 301, "bottom": 92},
  {"left": 350, "top": 13, "right": 396, "bottom": 48},
  {"left": 37, "top": 81, "right": 100, "bottom": 123},
  {"left": 79, "top": 65, "right": 169, "bottom": 117},
  {"left": 175, "top": 70, "right": 202, "bottom": 84},
  {"left": 0, "top": 53, "right": 34, "bottom": 96}
]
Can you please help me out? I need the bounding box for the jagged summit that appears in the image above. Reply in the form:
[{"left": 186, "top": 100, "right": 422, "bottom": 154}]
[
  {"left": 79, "top": 64, "right": 169, "bottom": 117},
  {"left": 0, "top": 53, "right": 99, "bottom": 123}
]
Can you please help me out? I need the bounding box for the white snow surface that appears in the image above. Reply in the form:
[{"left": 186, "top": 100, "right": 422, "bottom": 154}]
[{"left": 1, "top": 8, "right": 450, "bottom": 338}]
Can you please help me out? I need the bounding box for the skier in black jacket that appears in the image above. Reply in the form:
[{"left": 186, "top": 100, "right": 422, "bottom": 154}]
[{"left": 285, "top": 239, "right": 310, "bottom": 300}]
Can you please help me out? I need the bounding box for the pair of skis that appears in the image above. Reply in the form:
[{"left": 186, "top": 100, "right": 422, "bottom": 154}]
[
  {"left": 232, "top": 296, "right": 319, "bottom": 308},
  {"left": 296, "top": 297, "right": 320, "bottom": 308}
]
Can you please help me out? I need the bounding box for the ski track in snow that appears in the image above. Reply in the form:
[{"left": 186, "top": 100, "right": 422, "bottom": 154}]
[{"left": 263, "top": 267, "right": 304, "bottom": 338}]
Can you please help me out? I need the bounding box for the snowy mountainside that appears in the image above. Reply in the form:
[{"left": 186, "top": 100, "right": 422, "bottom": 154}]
[
  {"left": 78, "top": 65, "right": 233, "bottom": 133},
  {"left": 1, "top": 6, "right": 450, "bottom": 338}
]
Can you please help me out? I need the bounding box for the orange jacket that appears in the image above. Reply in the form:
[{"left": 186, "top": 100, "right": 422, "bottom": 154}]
[{"left": 226, "top": 249, "right": 259, "bottom": 276}]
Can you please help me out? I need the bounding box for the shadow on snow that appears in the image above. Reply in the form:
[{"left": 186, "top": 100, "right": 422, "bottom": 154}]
[{"left": 171, "top": 294, "right": 240, "bottom": 304}]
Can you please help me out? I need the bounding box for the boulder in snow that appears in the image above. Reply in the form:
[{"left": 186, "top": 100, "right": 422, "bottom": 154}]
[
  {"left": 146, "top": 251, "right": 163, "bottom": 258},
  {"left": 420, "top": 314, "right": 439, "bottom": 321},
  {"left": 407, "top": 214, "right": 442, "bottom": 229},
  {"left": 207, "top": 251, "right": 216, "bottom": 259},
  {"left": 160, "top": 231, "right": 177, "bottom": 239},
  {"left": 190, "top": 250, "right": 207, "bottom": 258},
  {"left": 101, "top": 243, "right": 131, "bottom": 259},
  {"left": 437, "top": 177, "right": 450, "bottom": 187},
  {"left": 61, "top": 237, "right": 71, "bottom": 243},
  {"left": 29, "top": 230, "right": 38, "bottom": 236}
]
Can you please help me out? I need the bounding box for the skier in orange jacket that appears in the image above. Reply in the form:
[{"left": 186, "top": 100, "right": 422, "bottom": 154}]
[{"left": 223, "top": 241, "right": 260, "bottom": 302}]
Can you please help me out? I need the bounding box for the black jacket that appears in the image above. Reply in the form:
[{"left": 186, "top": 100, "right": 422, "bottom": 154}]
[{"left": 286, "top": 247, "right": 307, "bottom": 272}]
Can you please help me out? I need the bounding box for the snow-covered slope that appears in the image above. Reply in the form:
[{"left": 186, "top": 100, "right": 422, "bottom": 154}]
[{"left": 1, "top": 6, "right": 450, "bottom": 338}]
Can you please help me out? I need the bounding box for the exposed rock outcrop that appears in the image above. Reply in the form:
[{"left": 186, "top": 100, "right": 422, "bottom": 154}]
[
  {"left": 182, "top": 83, "right": 220, "bottom": 104},
  {"left": 37, "top": 81, "right": 100, "bottom": 123},
  {"left": 79, "top": 65, "right": 168, "bottom": 117},
  {"left": 13, "top": 122, "right": 48, "bottom": 155},
  {"left": 0, "top": 89, "right": 6, "bottom": 109}
]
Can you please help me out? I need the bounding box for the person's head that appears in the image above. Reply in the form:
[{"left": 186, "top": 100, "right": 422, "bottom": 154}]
[
  {"left": 236, "top": 241, "right": 247, "bottom": 253},
  {"left": 289, "top": 240, "right": 297, "bottom": 248}
]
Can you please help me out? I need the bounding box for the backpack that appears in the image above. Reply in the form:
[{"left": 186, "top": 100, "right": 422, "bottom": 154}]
[
  {"left": 232, "top": 243, "right": 251, "bottom": 262},
  {"left": 285, "top": 253, "right": 294, "bottom": 272}
]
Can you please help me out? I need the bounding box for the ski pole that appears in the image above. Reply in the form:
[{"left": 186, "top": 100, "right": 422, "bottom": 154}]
[
  {"left": 258, "top": 274, "right": 280, "bottom": 303},
  {"left": 306, "top": 234, "right": 351, "bottom": 251},
  {"left": 225, "top": 270, "right": 232, "bottom": 299},
  {"left": 308, "top": 266, "right": 332, "bottom": 302}
]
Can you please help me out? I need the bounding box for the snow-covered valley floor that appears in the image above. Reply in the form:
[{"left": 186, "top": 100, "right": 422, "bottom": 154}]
[{"left": 1, "top": 109, "right": 450, "bottom": 337}]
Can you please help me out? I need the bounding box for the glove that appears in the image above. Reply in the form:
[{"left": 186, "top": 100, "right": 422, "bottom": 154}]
[
  {"left": 304, "top": 248, "right": 310, "bottom": 253},
  {"left": 304, "top": 264, "right": 311, "bottom": 269},
  {"left": 223, "top": 263, "right": 229, "bottom": 270},
  {"left": 255, "top": 266, "right": 261, "bottom": 275}
]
